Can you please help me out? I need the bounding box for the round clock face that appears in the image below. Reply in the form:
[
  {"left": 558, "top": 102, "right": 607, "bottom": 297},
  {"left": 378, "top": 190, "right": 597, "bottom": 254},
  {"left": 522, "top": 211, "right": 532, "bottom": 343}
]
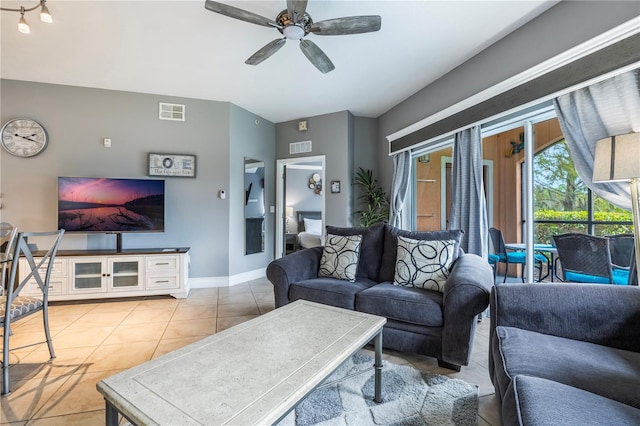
[{"left": 1, "top": 118, "right": 48, "bottom": 157}]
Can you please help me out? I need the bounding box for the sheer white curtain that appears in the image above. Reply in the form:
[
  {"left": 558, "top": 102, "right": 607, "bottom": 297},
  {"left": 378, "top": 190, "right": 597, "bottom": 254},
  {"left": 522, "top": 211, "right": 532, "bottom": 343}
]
[
  {"left": 554, "top": 69, "right": 640, "bottom": 209},
  {"left": 389, "top": 151, "right": 411, "bottom": 228},
  {"left": 448, "top": 126, "right": 488, "bottom": 258}
]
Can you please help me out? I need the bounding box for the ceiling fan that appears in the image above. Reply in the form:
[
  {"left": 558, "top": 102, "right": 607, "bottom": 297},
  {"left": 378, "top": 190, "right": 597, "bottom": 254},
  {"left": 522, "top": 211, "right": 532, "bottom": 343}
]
[{"left": 204, "top": 0, "right": 381, "bottom": 73}]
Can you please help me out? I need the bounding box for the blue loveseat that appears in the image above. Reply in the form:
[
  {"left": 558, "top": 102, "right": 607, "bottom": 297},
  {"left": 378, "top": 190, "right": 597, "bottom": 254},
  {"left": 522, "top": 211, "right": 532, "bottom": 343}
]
[
  {"left": 266, "top": 223, "right": 494, "bottom": 370},
  {"left": 490, "top": 283, "right": 640, "bottom": 425}
]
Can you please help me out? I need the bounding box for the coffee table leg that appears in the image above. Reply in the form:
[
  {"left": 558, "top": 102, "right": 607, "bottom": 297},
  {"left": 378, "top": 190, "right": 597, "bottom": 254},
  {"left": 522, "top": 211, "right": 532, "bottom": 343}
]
[
  {"left": 105, "top": 400, "right": 118, "bottom": 426},
  {"left": 374, "top": 330, "right": 383, "bottom": 403}
]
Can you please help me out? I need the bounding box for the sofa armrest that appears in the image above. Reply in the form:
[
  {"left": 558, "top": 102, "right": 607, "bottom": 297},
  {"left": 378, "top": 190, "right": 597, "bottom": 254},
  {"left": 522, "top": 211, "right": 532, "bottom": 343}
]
[
  {"left": 266, "top": 247, "right": 323, "bottom": 308},
  {"left": 441, "top": 253, "right": 494, "bottom": 366},
  {"left": 490, "top": 283, "right": 640, "bottom": 352}
]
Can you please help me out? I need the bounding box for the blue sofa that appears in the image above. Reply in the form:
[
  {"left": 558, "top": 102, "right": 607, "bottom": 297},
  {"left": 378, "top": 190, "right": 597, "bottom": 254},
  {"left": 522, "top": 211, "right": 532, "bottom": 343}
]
[
  {"left": 490, "top": 283, "right": 640, "bottom": 425},
  {"left": 266, "top": 223, "right": 494, "bottom": 370}
]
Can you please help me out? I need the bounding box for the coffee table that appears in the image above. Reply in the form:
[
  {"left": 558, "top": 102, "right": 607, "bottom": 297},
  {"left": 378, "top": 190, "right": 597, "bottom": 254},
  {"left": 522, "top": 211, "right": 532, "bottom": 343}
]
[{"left": 96, "top": 300, "right": 386, "bottom": 425}]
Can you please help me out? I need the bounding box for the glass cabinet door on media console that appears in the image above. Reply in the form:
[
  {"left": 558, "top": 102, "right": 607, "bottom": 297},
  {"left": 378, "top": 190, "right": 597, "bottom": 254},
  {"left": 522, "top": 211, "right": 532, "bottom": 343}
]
[
  {"left": 69, "top": 257, "right": 143, "bottom": 294},
  {"left": 109, "top": 257, "right": 143, "bottom": 291}
]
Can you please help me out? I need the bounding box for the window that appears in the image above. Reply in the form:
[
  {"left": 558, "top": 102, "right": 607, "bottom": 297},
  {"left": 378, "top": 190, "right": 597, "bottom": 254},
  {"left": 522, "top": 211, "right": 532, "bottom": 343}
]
[{"left": 533, "top": 137, "right": 633, "bottom": 242}]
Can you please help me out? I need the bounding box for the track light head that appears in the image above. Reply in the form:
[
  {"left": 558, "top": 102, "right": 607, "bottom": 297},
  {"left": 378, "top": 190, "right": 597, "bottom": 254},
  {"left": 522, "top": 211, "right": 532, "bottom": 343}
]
[
  {"left": 18, "top": 8, "right": 30, "bottom": 34},
  {"left": 40, "top": 1, "right": 52, "bottom": 23}
]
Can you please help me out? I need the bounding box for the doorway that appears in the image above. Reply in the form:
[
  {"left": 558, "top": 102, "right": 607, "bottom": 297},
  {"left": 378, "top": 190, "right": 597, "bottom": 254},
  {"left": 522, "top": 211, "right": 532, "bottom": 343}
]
[{"left": 275, "top": 155, "right": 326, "bottom": 259}]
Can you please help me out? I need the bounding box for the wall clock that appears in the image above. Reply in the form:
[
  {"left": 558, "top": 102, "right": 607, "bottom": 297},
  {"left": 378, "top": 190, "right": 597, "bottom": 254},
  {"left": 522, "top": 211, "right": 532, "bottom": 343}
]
[{"left": 1, "top": 118, "right": 48, "bottom": 157}]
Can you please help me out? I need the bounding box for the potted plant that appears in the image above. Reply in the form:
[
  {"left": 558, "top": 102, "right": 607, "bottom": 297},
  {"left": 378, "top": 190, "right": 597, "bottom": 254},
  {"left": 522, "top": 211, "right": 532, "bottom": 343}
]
[{"left": 354, "top": 167, "right": 389, "bottom": 227}]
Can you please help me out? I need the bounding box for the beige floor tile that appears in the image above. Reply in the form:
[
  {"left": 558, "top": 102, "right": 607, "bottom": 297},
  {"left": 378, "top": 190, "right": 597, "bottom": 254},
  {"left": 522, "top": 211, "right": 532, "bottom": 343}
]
[
  {"left": 25, "top": 409, "right": 104, "bottom": 426},
  {"left": 257, "top": 302, "right": 275, "bottom": 315},
  {"left": 216, "top": 315, "right": 259, "bottom": 332},
  {"left": 31, "top": 370, "right": 119, "bottom": 420},
  {"left": 171, "top": 304, "right": 217, "bottom": 321},
  {"left": 15, "top": 315, "right": 79, "bottom": 334},
  {"left": 162, "top": 318, "right": 216, "bottom": 339},
  {"left": 218, "top": 292, "right": 256, "bottom": 305},
  {"left": 119, "top": 308, "right": 174, "bottom": 325},
  {"left": 2, "top": 330, "right": 51, "bottom": 353},
  {"left": 218, "top": 284, "right": 252, "bottom": 296},
  {"left": 83, "top": 342, "right": 157, "bottom": 373},
  {"left": 101, "top": 322, "right": 168, "bottom": 345},
  {"left": 51, "top": 327, "right": 115, "bottom": 350},
  {"left": 188, "top": 288, "right": 218, "bottom": 298},
  {"left": 0, "top": 374, "right": 68, "bottom": 422},
  {"left": 87, "top": 299, "right": 140, "bottom": 314},
  {"left": 479, "top": 394, "right": 501, "bottom": 426},
  {"left": 133, "top": 297, "right": 180, "bottom": 311},
  {"left": 179, "top": 296, "right": 218, "bottom": 307},
  {"left": 47, "top": 303, "right": 96, "bottom": 316},
  {"left": 64, "top": 311, "right": 130, "bottom": 329},
  {"left": 216, "top": 302, "right": 260, "bottom": 318},
  {"left": 152, "top": 336, "right": 204, "bottom": 359},
  {"left": 4, "top": 346, "right": 95, "bottom": 382}
]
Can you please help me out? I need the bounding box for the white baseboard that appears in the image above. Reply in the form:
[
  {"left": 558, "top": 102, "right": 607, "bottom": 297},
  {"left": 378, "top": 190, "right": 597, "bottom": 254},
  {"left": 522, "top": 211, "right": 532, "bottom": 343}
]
[{"left": 188, "top": 268, "right": 267, "bottom": 289}]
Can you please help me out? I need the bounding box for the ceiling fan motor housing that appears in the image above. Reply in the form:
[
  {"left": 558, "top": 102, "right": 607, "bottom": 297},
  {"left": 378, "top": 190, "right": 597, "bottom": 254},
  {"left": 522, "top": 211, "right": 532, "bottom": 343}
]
[{"left": 276, "top": 9, "right": 312, "bottom": 40}]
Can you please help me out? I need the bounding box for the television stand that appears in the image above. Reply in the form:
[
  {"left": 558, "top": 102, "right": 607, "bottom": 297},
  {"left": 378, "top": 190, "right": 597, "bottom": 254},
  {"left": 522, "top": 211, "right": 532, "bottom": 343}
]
[{"left": 17, "top": 247, "right": 191, "bottom": 301}]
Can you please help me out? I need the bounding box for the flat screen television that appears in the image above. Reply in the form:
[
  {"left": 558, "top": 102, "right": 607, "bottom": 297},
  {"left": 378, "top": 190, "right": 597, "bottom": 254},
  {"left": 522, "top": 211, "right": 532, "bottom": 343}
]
[{"left": 58, "top": 177, "right": 165, "bottom": 235}]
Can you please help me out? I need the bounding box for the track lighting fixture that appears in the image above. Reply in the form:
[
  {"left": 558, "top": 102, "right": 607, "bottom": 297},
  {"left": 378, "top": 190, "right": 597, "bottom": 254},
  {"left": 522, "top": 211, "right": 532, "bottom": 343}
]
[{"left": 1, "top": 0, "right": 53, "bottom": 34}]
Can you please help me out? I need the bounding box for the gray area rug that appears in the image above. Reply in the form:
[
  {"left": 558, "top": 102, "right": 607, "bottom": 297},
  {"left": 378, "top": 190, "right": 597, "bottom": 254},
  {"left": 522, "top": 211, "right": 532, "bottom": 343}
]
[{"left": 278, "top": 353, "right": 478, "bottom": 426}]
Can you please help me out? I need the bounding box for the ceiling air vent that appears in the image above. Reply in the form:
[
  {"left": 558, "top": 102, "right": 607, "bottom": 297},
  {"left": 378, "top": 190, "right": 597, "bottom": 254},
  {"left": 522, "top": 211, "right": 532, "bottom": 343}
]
[
  {"left": 290, "top": 140, "right": 312, "bottom": 155},
  {"left": 159, "top": 102, "right": 185, "bottom": 121}
]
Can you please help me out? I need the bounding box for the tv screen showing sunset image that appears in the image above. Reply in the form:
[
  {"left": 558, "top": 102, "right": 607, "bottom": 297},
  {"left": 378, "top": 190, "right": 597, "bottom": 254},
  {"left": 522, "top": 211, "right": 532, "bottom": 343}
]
[{"left": 58, "top": 177, "right": 165, "bottom": 232}]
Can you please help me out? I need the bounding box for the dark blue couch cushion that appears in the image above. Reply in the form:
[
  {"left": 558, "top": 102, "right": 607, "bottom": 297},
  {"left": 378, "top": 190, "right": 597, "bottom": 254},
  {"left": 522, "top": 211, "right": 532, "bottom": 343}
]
[
  {"left": 493, "top": 326, "right": 640, "bottom": 409},
  {"left": 356, "top": 283, "right": 443, "bottom": 327},
  {"left": 289, "top": 277, "right": 377, "bottom": 310},
  {"left": 326, "top": 222, "right": 385, "bottom": 282},
  {"left": 378, "top": 225, "right": 464, "bottom": 283},
  {"left": 503, "top": 375, "right": 640, "bottom": 426}
]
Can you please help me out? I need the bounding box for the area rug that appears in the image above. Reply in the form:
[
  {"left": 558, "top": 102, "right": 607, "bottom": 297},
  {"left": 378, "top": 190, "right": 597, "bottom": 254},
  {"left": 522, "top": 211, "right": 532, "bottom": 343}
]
[{"left": 277, "top": 353, "right": 479, "bottom": 426}]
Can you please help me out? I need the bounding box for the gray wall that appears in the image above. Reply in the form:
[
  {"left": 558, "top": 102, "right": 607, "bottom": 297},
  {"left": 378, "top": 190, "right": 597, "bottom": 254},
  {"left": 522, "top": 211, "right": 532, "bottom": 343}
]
[
  {"left": 276, "top": 111, "right": 353, "bottom": 227},
  {"left": 376, "top": 0, "right": 640, "bottom": 191},
  {"left": 0, "top": 79, "right": 274, "bottom": 279},
  {"left": 229, "top": 104, "right": 275, "bottom": 276}
]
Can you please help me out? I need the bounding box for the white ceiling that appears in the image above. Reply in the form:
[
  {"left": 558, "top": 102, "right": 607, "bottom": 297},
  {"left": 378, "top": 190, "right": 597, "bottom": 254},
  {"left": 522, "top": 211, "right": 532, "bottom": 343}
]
[{"left": 0, "top": 1, "right": 557, "bottom": 123}]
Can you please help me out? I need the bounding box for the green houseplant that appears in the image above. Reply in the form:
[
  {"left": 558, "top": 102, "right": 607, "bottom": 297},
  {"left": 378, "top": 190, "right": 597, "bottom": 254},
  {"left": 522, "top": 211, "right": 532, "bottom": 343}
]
[{"left": 354, "top": 167, "right": 389, "bottom": 227}]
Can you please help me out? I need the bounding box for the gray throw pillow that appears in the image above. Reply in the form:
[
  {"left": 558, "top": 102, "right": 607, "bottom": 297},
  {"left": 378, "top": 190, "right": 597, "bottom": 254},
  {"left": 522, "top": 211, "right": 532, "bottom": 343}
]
[
  {"left": 393, "top": 236, "right": 456, "bottom": 292},
  {"left": 319, "top": 234, "right": 362, "bottom": 282}
]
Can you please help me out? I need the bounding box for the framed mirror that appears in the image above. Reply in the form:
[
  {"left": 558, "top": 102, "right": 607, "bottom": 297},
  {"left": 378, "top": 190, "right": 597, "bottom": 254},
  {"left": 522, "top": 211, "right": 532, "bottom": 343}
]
[{"left": 244, "top": 158, "right": 265, "bottom": 255}]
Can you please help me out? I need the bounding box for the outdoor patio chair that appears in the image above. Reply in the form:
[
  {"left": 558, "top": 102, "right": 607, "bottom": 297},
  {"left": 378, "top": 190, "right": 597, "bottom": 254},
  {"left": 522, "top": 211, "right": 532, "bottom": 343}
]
[
  {"left": 488, "top": 227, "right": 547, "bottom": 283},
  {"left": 1, "top": 229, "right": 65, "bottom": 395},
  {"left": 553, "top": 233, "right": 629, "bottom": 285}
]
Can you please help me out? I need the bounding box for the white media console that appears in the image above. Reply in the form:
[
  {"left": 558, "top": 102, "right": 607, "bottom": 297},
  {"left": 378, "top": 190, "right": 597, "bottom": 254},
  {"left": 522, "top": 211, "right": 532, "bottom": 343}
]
[{"left": 19, "top": 248, "right": 190, "bottom": 301}]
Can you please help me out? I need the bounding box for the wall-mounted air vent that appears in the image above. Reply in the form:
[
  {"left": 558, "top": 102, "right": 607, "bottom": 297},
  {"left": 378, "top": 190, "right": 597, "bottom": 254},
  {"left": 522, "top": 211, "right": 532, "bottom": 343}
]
[
  {"left": 159, "top": 102, "right": 185, "bottom": 121},
  {"left": 289, "top": 140, "right": 312, "bottom": 154}
]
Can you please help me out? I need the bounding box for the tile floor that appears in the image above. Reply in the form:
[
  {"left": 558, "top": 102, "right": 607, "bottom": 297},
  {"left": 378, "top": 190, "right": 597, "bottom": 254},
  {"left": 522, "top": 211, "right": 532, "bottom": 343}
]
[{"left": 1, "top": 277, "right": 499, "bottom": 425}]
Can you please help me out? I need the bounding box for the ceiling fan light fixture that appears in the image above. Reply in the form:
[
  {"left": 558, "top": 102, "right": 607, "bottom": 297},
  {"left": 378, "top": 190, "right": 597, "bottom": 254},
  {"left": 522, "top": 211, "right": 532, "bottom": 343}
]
[
  {"left": 18, "top": 8, "right": 30, "bottom": 33},
  {"left": 283, "top": 25, "right": 305, "bottom": 40}
]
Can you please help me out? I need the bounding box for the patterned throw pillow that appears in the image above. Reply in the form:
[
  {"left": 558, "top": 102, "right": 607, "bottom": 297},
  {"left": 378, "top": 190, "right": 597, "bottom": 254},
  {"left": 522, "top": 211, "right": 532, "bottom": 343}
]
[
  {"left": 393, "top": 236, "right": 456, "bottom": 292},
  {"left": 318, "top": 234, "right": 362, "bottom": 282}
]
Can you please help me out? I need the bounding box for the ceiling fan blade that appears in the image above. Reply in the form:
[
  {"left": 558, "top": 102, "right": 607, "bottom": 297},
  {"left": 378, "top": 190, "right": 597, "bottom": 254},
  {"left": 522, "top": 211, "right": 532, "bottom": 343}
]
[
  {"left": 310, "top": 16, "right": 381, "bottom": 35},
  {"left": 205, "top": 0, "right": 276, "bottom": 28},
  {"left": 299, "top": 39, "right": 335, "bottom": 74},
  {"left": 245, "top": 39, "right": 286, "bottom": 65},
  {"left": 287, "top": 0, "right": 308, "bottom": 23}
]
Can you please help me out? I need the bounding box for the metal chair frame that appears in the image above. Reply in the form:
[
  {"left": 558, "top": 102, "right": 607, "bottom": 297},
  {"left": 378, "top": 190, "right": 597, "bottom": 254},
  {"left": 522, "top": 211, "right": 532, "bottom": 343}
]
[
  {"left": 1, "top": 229, "right": 65, "bottom": 395},
  {"left": 488, "top": 227, "right": 546, "bottom": 283}
]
